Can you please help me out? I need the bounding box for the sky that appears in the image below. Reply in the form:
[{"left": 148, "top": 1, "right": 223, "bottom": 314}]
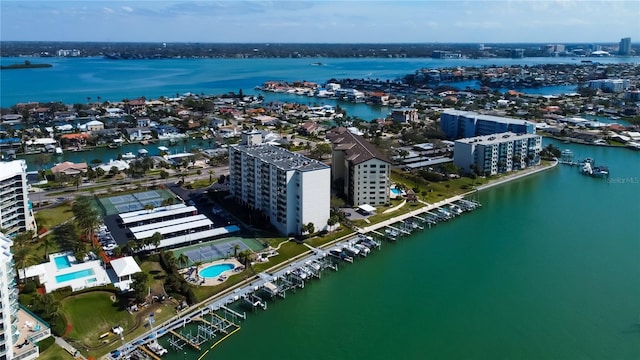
[{"left": 1, "top": 0, "right": 638, "bottom": 43}]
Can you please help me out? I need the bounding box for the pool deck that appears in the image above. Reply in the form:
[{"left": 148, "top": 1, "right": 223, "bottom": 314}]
[
  {"left": 19, "top": 252, "right": 110, "bottom": 293},
  {"left": 180, "top": 258, "right": 243, "bottom": 286}
]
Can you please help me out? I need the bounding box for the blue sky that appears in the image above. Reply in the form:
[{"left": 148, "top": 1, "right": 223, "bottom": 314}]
[{"left": 1, "top": 1, "right": 638, "bottom": 43}]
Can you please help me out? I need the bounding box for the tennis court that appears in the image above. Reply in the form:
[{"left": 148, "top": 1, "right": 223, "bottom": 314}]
[
  {"left": 173, "top": 237, "right": 265, "bottom": 267},
  {"left": 98, "top": 189, "right": 176, "bottom": 215}
]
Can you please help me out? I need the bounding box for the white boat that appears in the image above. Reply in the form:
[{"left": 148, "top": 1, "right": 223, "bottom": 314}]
[
  {"left": 147, "top": 341, "right": 168, "bottom": 356},
  {"left": 121, "top": 152, "right": 136, "bottom": 160},
  {"left": 54, "top": 147, "right": 63, "bottom": 154}
]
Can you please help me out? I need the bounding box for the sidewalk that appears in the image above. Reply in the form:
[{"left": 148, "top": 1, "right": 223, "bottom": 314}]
[{"left": 54, "top": 336, "right": 87, "bottom": 360}]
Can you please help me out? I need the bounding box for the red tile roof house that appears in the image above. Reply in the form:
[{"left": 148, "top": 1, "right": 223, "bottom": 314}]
[
  {"left": 298, "top": 121, "right": 319, "bottom": 136},
  {"left": 50, "top": 161, "right": 88, "bottom": 179}
]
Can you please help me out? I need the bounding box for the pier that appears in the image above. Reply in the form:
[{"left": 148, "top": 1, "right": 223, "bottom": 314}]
[{"left": 116, "top": 195, "right": 478, "bottom": 359}]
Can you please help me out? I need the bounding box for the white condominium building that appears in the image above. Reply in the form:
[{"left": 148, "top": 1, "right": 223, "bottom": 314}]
[
  {"left": 0, "top": 160, "right": 36, "bottom": 238},
  {"left": 0, "top": 233, "right": 18, "bottom": 360},
  {"left": 1, "top": 232, "right": 51, "bottom": 360},
  {"left": 327, "top": 128, "right": 391, "bottom": 207},
  {"left": 229, "top": 144, "right": 330, "bottom": 236},
  {"left": 454, "top": 132, "right": 542, "bottom": 176}
]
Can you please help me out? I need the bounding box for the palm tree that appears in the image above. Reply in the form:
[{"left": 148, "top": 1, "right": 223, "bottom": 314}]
[
  {"left": 208, "top": 169, "right": 214, "bottom": 183},
  {"left": 177, "top": 253, "right": 190, "bottom": 269},
  {"left": 150, "top": 232, "right": 162, "bottom": 252},
  {"left": 41, "top": 236, "right": 52, "bottom": 261},
  {"left": 72, "top": 174, "right": 82, "bottom": 191},
  {"left": 232, "top": 244, "right": 240, "bottom": 258},
  {"left": 13, "top": 246, "right": 36, "bottom": 281}
]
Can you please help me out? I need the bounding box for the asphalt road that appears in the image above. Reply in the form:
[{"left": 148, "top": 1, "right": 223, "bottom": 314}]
[{"left": 29, "top": 165, "right": 229, "bottom": 207}]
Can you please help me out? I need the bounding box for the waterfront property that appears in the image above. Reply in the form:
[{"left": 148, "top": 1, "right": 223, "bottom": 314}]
[
  {"left": 440, "top": 109, "right": 536, "bottom": 140},
  {"left": 229, "top": 138, "right": 330, "bottom": 236},
  {"left": 454, "top": 132, "right": 542, "bottom": 176},
  {"left": 327, "top": 127, "right": 392, "bottom": 207},
  {"left": 1, "top": 232, "right": 51, "bottom": 360},
  {"left": 20, "top": 252, "right": 110, "bottom": 293},
  {"left": 0, "top": 160, "right": 37, "bottom": 237}
]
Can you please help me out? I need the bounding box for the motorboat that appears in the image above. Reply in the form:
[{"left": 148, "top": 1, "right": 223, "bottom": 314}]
[{"left": 147, "top": 341, "right": 168, "bottom": 356}]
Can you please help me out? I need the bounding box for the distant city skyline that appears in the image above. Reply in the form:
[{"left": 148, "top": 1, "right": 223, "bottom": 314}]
[{"left": 1, "top": 1, "right": 638, "bottom": 44}]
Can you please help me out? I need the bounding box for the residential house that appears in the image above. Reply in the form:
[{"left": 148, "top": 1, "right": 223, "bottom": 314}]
[
  {"left": 50, "top": 161, "right": 88, "bottom": 179},
  {"left": 124, "top": 127, "right": 153, "bottom": 141},
  {"left": 85, "top": 120, "right": 105, "bottom": 132},
  {"left": 390, "top": 108, "right": 418, "bottom": 123},
  {"left": 298, "top": 122, "right": 319, "bottom": 136}
]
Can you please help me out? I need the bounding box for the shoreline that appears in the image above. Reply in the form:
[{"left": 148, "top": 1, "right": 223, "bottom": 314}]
[{"left": 110, "top": 160, "right": 559, "bottom": 359}]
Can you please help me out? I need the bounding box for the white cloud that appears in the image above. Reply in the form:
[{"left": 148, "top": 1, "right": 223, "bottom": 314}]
[
  {"left": 103, "top": 7, "right": 114, "bottom": 14},
  {"left": 121, "top": 6, "right": 134, "bottom": 13}
]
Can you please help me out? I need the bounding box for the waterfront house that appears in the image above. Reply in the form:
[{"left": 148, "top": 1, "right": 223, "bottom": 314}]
[
  {"left": 218, "top": 125, "right": 242, "bottom": 138},
  {"left": 109, "top": 256, "right": 142, "bottom": 292},
  {"left": 137, "top": 118, "right": 151, "bottom": 127},
  {"left": 124, "top": 127, "right": 153, "bottom": 141},
  {"left": 390, "top": 108, "right": 418, "bottom": 123},
  {"left": 50, "top": 161, "right": 88, "bottom": 180}
]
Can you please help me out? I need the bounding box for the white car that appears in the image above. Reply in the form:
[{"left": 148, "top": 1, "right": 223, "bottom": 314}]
[{"left": 103, "top": 244, "right": 118, "bottom": 251}]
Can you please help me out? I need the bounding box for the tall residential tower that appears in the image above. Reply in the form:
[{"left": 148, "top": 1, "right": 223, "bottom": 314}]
[{"left": 0, "top": 160, "right": 36, "bottom": 238}]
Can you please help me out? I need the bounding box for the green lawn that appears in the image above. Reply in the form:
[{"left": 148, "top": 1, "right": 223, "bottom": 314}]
[
  {"left": 253, "top": 241, "right": 310, "bottom": 273},
  {"left": 34, "top": 204, "right": 74, "bottom": 230},
  {"left": 38, "top": 343, "right": 75, "bottom": 360},
  {"left": 60, "top": 291, "right": 135, "bottom": 348}
]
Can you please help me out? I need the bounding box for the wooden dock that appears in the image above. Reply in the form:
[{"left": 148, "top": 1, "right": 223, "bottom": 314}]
[
  {"left": 169, "top": 330, "right": 201, "bottom": 350},
  {"left": 139, "top": 346, "right": 161, "bottom": 360}
]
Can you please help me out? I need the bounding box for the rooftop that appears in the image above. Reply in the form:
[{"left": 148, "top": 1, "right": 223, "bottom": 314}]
[
  {"left": 327, "top": 127, "right": 391, "bottom": 165},
  {"left": 442, "top": 109, "right": 533, "bottom": 126},
  {"left": 234, "top": 144, "right": 329, "bottom": 172},
  {"left": 455, "top": 132, "right": 540, "bottom": 145}
]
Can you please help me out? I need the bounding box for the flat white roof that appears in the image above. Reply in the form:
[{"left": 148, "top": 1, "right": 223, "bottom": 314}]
[
  {"left": 358, "top": 204, "right": 376, "bottom": 213},
  {"left": 119, "top": 204, "right": 186, "bottom": 219},
  {"left": 133, "top": 218, "right": 213, "bottom": 240},
  {"left": 121, "top": 206, "right": 197, "bottom": 225},
  {"left": 110, "top": 256, "right": 142, "bottom": 277},
  {"left": 128, "top": 214, "right": 209, "bottom": 234},
  {"left": 142, "top": 225, "right": 240, "bottom": 250}
]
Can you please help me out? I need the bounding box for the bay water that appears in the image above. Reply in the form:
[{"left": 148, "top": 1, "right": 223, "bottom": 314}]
[{"left": 2, "top": 56, "right": 639, "bottom": 358}]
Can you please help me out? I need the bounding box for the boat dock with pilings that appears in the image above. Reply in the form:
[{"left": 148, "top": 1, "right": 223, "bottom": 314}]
[
  {"left": 362, "top": 195, "right": 481, "bottom": 242},
  {"left": 114, "top": 196, "right": 477, "bottom": 359}
]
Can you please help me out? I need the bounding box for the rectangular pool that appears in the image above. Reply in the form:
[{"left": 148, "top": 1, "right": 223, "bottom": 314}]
[
  {"left": 54, "top": 256, "right": 72, "bottom": 270},
  {"left": 55, "top": 269, "right": 95, "bottom": 283}
]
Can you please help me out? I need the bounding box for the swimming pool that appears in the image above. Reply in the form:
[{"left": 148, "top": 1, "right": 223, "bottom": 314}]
[
  {"left": 55, "top": 269, "right": 95, "bottom": 283},
  {"left": 54, "top": 256, "right": 72, "bottom": 270},
  {"left": 390, "top": 188, "right": 403, "bottom": 195},
  {"left": 199, "top": 263, "right": 235, "bottom": 279}
]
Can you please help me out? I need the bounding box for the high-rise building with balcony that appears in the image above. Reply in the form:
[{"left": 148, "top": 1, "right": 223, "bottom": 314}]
[
  {"left": 1, "top": 232, "right": 51, "bottom": 360},
  {"left": 454, "top": 132, "right": 542, "bottom": 176},
  {"left": 0, "top": 161, "right": 36, "bottom": 238},
  {"left": 229, "top": 144, "right": 330, "bottom": 236},
  {"left": 440, "top": 109, "right": 535, "bottom": 140}
]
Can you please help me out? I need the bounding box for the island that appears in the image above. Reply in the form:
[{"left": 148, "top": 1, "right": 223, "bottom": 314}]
[{"left": 0, "top": 60, "right": 52, "bottom": 70}]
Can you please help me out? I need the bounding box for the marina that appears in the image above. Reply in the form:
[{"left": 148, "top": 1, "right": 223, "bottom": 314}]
[{"left": 113, "top": 195, "right": 480, "bottom": 359}]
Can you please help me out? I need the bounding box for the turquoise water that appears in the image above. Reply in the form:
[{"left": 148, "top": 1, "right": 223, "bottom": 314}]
[
  {"left": 2, "top": 56, "right": 639, "bottom": 108},
  {"left": 162, "top": 139, "right": 640, "bottom": 360},
  {"left": 199, "top": 263, "right": 235, "bottom": 279},
  {"left": 4, "top": 56, "right": 640, "bottom": 358},
  {"left": 53, "top": 255, "right": 71, "bottom": 270},
  {"left": 390, "top": 188, "right": 403, "bottom": 195},
  {"left": 55, "top": 268, "right": 95, "bottom": 283}
]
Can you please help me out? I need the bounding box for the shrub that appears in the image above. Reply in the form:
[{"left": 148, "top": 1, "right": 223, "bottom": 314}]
[
  {"left": 22, "top": 280, "right": 37, "bottom": 294},
  {"left": 37, "top": 336, "right": 56, "bottom": 352}
]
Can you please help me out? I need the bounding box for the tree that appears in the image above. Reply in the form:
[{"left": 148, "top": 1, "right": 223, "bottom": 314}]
[
  {"left": 72, "top": 175, "right": 82, "bottom": 191},
  {"left": 13, "top": 246, "right": 36, "bottom": 281},
  {"left": 177, "top": 253, "right": 190, "bottom": 269},
  {"left": 41, "top": 236, "right": 53, "bottom": 260},
  {"left": 208, "top": 169, "right": 214, "bottom": 183},
  {"left": 327, "top": 216, "right": 338, "bottom": 232},
  {"left": 150, "top": 232, "right": 162, "bottom": 251},
  {"left": 232, "top": 244, "right": 240, "bottom": 257},
  {"left": 131, "top": 272, "right": 149, "bottom": 302}
]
